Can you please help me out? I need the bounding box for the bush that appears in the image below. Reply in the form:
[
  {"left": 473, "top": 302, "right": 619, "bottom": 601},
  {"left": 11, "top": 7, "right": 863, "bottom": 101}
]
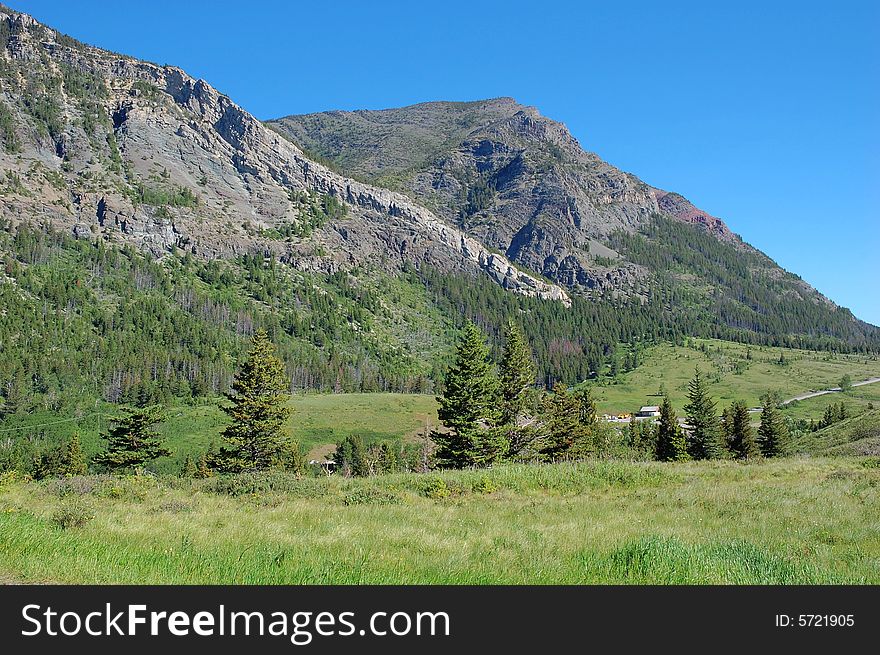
[
  {"left": 206, "top": 472, "right": 328, "bottom": 499},
  {"left": 421, "top": 477, "right": 450, "bottom": 500},
  {"left": 472, "top": 475, "right": 497, "bottom": 494},
  {"left": 342, "top": 488, "right": 401, "bottom": 506},
  {"left": 51, "top": 500, "right": 95, "bottom": 529},
  {"left": 45, "top": 474, "right": 112, "bottom": 498}
]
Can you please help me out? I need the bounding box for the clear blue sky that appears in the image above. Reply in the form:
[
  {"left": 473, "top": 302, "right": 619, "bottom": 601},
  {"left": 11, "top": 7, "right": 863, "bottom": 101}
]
[{"left": 13, "top": 0, "right": 880, "bottom": 325}]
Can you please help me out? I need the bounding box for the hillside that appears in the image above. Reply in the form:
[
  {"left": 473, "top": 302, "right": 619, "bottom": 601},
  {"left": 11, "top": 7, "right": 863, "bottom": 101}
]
[
  {"left": 270, "top": 100, "right": 879, "bottom": 349},
  {"left": 579, "top": 339, "right": 880, "bottom": 415},
  {"left": 793, "top": 410, "right": 880, "bottom": 456},
  {"left": 0, "top": 3, "right": 878, "bottom": 434},
  {"left": 0, "top": 7, "right": 566, "bottom": 304}
]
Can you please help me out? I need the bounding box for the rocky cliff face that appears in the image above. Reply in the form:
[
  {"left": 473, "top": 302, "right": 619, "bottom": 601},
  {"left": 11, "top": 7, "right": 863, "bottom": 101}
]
[
  {"left": 270, "top": 99, "right": 741, "bottom": 294},
  {"left": 0, "top": 7, "right": 569, "bottom": 305}
]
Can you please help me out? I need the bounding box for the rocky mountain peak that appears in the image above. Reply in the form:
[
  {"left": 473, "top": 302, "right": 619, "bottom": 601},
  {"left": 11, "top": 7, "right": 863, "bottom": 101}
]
[{"left": 0, "top": 7, "right": 569, "bottom": 305}]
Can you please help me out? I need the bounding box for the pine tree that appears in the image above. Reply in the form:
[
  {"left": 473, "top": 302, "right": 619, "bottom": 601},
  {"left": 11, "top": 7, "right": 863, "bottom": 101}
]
[
  {"left": 195, "top": 452, "right": 213, "bottom": 478},
  {"left": 758, "top": 393, "right": 791, "bottom": 457},
  {"left": 215, "top": 329, "right": 292, "bottom": 472},
  {"left": 180, "top": 453, "right": 197, "bottom": 478},
  {"left": 626, "top": 418, "right": 657, "bottom": 459},
  {"left": 539, "top": 383, "right": 582, "bottom": 461},
  {"left": 59, "top": 433, "right": 87, "bottom": 476},
  {"left": 720, "top": 405, "right": 734, "bottom": 445},
  {"left": 499, "top": 320, "right": 536, "bottom": 424},
  {"left": 539, "top": 384, "right": 607, "bottom": 460},
  {"left": 655, "top": 395, "right": 689, "bottom": 462},
  {"left": 93, "top": 405, "right": 171, "bottom": 472},
  {"left": 684, "top": 367, "right": 724, "bottom": 459},
  {"left": 334, "top": 434, "right": 369, "bottom": 477},
  {"left": 498, "top": 320, "right": 539, "bottom": 457},
  {"left": 728, "top": 400, "right": 760, "bottom": 459},
  {"left": 433, "top": 322, "right": 504, "bottom": 468}
]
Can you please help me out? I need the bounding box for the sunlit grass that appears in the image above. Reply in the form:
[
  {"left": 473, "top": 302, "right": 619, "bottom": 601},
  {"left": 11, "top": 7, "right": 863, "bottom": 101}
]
[{"left": 1, "top": 457, "right": 877, "bottom": 584}]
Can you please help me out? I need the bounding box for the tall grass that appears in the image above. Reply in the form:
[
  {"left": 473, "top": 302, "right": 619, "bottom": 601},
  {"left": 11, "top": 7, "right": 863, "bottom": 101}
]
[{"left": 1, "top": 458, "right": 877, "bottom": 584}]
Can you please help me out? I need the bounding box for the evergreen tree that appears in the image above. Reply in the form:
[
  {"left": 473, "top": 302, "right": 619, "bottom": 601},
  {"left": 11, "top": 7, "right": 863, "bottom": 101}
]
[
  {"left": 214, "top": 329, "right": 292, "bottom": 472},
  {"left": 93, "top": 405, "right": 170, "bottom": 472},
  {"left": 539, "top": 384, "right": 607, "bottom": 460},
  {"left": 684, "top": 367, "right": 724, "bottom": 459},
  {"left": 758, "top": 392, "right": 791, "bottom": 457},
  {"left": 498, "top": 320, "right": 537, "bottom": 424},
  {"left": 839, "top": 374, "right": 853, "bottom": 393},
  {"left": 821, "top": 404, "right": 836, "bottom": 428},
  {"left": 433, "top": 322, "right": 504, "bottom": 468},
  {"left": 59, "top": 433, "right": 87, "bottom": 476},
  {"left": 626, "top": 418, "right": 657, "bottom": 459},
  {"left": 655, "top": 395, "right": 689, "bottom": 462},
  {"left": 728, "top": 400, "right": 760, "bottom": 459},
  {"left": 720, "top": 405, "right": 734, "bottom": 444},
  {"left": 539, "top": 383, "right": 583, "bottom": 461},
  {"left": 498, "top": 320, "right": 539, "bottom": 457},
  {"left": 333, "top": 434, "right": 369, "bottom": 477},
  {"left": 195, "top": 452, "right": 213, "bottom": 479},
  {"left": 180, "top": 453, "right": 197, "bottom": 478}
]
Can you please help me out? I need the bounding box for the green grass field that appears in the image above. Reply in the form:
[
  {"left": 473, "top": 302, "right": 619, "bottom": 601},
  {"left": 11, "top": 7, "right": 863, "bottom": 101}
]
[
  {"left": 585, "top": 339, "right": 880, "bottom": 415},
  {"left": 159, "top": 393, "right": 438, "bottom": 463},
  {"left": 0, "top": 393, "right": 438, "bottom": 474},
  {"left": 780, "top": 381, "right": 880, "bottom": 422},
  {"left": 1, "top": 457, "right": 878, "bottom": 584},
  {"left": 3, "top": 337, "right": 876, "bottom": 476}
]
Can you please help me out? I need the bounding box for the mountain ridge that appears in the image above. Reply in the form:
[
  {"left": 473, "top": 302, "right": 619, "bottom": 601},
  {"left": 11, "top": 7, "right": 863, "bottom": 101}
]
[
  {"left": 0, "top": 6, "right": 569, "bottom": 305},
  {"left": 1, "top": 3, "right": 877, "bottom": 354}
]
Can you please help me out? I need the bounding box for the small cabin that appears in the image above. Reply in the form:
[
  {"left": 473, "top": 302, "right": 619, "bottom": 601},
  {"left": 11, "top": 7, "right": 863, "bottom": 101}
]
[{"left": 636, "top": 406, "right": 661, "bottom": 418}]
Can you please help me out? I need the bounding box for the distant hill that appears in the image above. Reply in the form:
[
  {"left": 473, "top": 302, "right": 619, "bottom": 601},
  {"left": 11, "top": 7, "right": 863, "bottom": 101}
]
[{"left": 794, "top": 410, "right": 880, "bottom": 456}]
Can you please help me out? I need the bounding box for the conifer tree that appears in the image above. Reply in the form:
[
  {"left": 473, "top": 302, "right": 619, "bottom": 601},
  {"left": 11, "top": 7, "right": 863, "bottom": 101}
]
[
  {"left": 195, "top": 452, "right": 213, "bottom": 478},
  {"left": 180, "top": 453, "right": 197, "bottom": 478},
  {"left": 539, "top": 383, "right": 582, "bottom": 461},
  {"left": 60, "top": 433, "right": 87, "bottom": 476},
  {"left": 215, "top": 329, "right": 292, "bottom": 472},
  {"left": 655, "top": 395, "right": 689, "bottom": 462},
  {"left": 498, "top": 320, "right": 539, "bottom": 457},
  {"left": 684, "top": 367, "right": 724, "bottom": 459},
  {"left": 625, "top": 418, "right": 656, "bottom": 459},
  {"left": 758, "top": 392, "right": 791, "bottom": 457},
  {"left": 434, "top": 321, "right": 503, "bottom": 468},
  {"left": 334, "top": 434, "right": 369, "bottom": 477},
  {"left": 728, "top": 400, "right": 760, "bottom": 459},
  {"left": 539, "top": 384, "right": 607, "bottom": 460},
  {"left": 93, "top": 405, "right": 170, "bottom": 472},
  {"left": 499, "top": 320, "right": 537, "bottom": 424}
]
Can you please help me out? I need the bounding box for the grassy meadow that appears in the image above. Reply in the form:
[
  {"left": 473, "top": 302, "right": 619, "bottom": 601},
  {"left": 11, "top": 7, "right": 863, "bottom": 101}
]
[
  {"left": 1, "top": 457, "right": 878, "bottom": 584},
  {"left": 584, "top": 339, "right": 880, "bottom": 415},
  {"left": 3, "top": 393, "right": 439, "bottom": 473},
  {"left": 3, "top": 337, "right": 877, "bottom": 475}
]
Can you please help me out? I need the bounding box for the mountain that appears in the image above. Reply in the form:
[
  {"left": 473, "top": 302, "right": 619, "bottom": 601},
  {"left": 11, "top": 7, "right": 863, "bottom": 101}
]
[
  {"left": 0, "top": 7, "right": 566, "bottom": 305},
  {"left": 269, "top": 100, "right": 878, "bottom": 344},
  {"left": 0, "top": 4, "right": 877, "bottom": 417}
]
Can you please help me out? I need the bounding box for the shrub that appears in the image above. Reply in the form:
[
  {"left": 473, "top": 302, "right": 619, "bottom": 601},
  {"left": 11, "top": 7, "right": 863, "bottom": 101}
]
[
  {"left": 421, "top": 477, "right": 450, "bottom": 500},
  {"left": 45, "top": 474, "right": 112, "bottom": 498},
  {"left": 342, "top": 488, "right": 401, "bottom": 506},
  {"left": 206, "top": 472, "right": 327, "bottom": 499},
  {"left": 472, "top": 475, "right": 497, "bottom": 494},
  {"left": 51, "top": 500, "right": 95, "bottom": 529}
]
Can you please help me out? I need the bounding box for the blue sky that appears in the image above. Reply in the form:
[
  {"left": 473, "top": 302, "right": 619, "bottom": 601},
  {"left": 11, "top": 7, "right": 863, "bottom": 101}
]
[{"left": 13, "top": 0, "right": 880, "bottom": 324}]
